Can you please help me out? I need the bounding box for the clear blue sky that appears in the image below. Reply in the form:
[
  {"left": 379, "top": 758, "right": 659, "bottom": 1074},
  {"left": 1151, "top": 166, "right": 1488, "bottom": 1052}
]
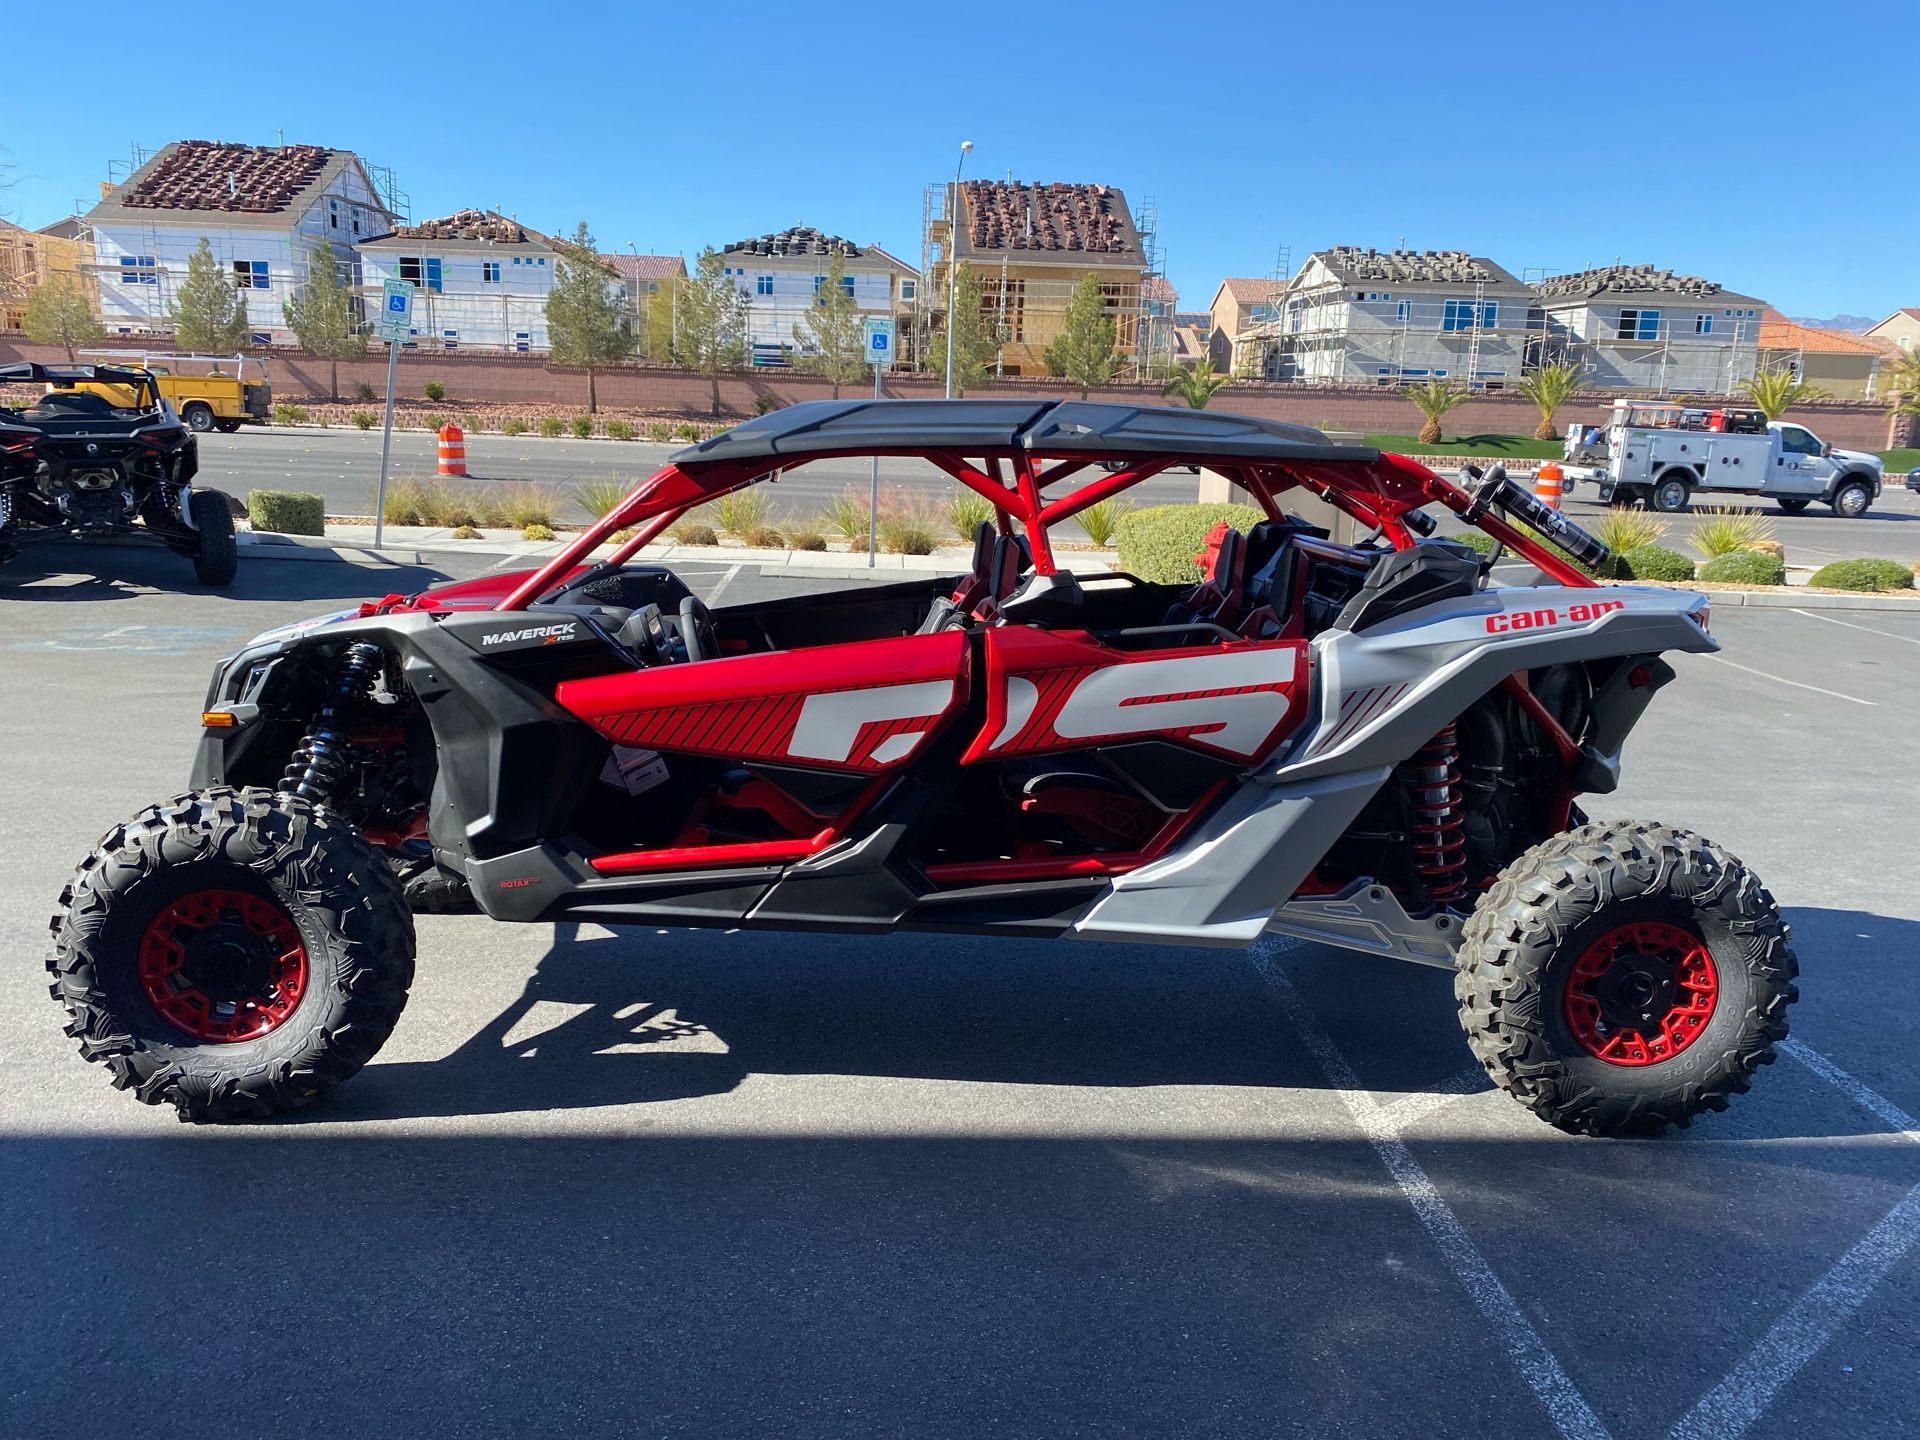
[{"left": 5, "top": 1, "right": 1914, "bottom": 320}]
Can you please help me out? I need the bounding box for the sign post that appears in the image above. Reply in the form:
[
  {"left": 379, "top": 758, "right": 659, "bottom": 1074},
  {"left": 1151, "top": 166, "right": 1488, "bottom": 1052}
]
[
  {"left": 863, "top": 317, "right": 895, "bottom": 569},
  {"left": 372, "top": 279, "right": 415, "bottom": 549}
]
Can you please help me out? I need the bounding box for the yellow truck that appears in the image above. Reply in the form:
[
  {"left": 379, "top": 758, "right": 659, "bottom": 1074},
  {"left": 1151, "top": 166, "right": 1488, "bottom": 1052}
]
[{"left": 73, "top": 350, "right": 272, "bottom": 433}]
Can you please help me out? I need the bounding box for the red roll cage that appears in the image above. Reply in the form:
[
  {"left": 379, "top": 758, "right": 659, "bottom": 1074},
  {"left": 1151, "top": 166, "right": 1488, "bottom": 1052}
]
[{"left": 494, "top": 446, "right": 1591, "bottom": 612}]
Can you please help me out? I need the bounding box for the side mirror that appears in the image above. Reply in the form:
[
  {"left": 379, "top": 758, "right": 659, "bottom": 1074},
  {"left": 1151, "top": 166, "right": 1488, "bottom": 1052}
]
[{"left": 1822, "top": 443, "right": 1833, "bottom": 458}]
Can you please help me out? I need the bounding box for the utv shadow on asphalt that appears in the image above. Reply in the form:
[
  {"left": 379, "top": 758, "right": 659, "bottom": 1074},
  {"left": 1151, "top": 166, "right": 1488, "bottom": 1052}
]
[{"left": 0, "top": 541, "right": 448, "bottom": 604}]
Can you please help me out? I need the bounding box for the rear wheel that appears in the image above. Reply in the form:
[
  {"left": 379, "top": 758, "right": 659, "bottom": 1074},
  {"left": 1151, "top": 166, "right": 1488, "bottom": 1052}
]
[
  {"left": 181, "top": 402, "right": 215, "bottom": 433},
  {"left": 214, "top": 418, "right": 242, "bottom": 434},
  {"left": 1830, "top": 479, "right": 1872, "bottom": 518},
  {"left": 1454, "top": 821, "right": 1796, "bottom": 1136},
  {"left": 1776, "top": 497, "right": 1811, "bottom": 514},
  {"left": 48, "top": 788, "right": 415, "bottom": 1121},
  {"left": 188, "top": 488, "right": 237, "bottom": 585},
  {"left": 1650, "top": 474, "right": 1692, "bottom": 512}
]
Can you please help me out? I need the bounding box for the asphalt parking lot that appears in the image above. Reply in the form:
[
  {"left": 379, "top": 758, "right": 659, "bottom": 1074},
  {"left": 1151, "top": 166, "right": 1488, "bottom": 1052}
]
[{"left": 2, "top": 545, "right": 1916, "bottom": 1439}]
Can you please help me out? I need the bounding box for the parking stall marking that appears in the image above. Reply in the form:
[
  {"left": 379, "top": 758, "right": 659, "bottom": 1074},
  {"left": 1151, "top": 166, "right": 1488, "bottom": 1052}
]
[
  {"left": 1789, "top": 608, "right": 1920, "bottom": 648},
  {"left": 1257, "top": 943, "right": 1920, "bottom": 1440},
  {"left": 1699, "top": 654, "right": 1877, "bottom": 707}
]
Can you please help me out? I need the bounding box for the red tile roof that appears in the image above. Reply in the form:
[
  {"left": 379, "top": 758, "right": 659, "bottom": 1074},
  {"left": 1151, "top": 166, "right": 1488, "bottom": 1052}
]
[
  {"left": 1216, "top": 277, "right": 1273, "bottom": 305},
  {"left": 1757, "top": 309, "right": 1891, "bottom": 356},
  {"left": 121, "top": 141, "right": 334, "bottom": 214},
  {"left": 1142, "top": 275, "right": 1177, "bottom": 304},
  {"left": 958, "top": 182, "right": 1139, "bottom": 257},
  {"left": 601, "top": 253, "right": 687, "bottom": 285}
]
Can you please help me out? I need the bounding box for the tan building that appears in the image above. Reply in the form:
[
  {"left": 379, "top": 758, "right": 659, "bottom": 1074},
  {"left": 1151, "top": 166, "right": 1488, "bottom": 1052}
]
[
  {"left": 1866, "top": 307, "right": 1920, "bottom": 354},
  {"left": 1755, "top": 311, "right": 1887, "bottom": 400},
  {"left": 1207, "top": 277, "right": 1279, "bottom": 373},
  {"left": 0, "top": 218, "right": 98, "bottom": 330},
  {"left": 928, "top": 180, "right": 1144, "bottom": 376}
]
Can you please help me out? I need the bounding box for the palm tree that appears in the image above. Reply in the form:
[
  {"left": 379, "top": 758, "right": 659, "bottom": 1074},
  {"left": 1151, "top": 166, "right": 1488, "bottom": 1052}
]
[
  {"left": 1881, "top": 351, "right": 1920, "bottom": 418},
  {"left": 1402, "top": 379, "right": 1467, "bottom": 447},
  {"left": 1160, "top": 358, "right": 1231, "bottom": 409},
  {"left": 1742, "top": 366, "right": 1829, "bottom": 421},
  {"left": 1515, "top": 361, "right": 1587, "bottom": 441}
]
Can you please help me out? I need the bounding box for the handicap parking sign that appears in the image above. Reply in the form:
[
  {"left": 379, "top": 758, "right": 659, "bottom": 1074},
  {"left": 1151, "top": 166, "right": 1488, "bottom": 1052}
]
[
  {"left": 378, "top": 278, "right": 415, "bottom": 342},
  {"left": 863, "top": 317, "right": 895, "bottom": 368}
]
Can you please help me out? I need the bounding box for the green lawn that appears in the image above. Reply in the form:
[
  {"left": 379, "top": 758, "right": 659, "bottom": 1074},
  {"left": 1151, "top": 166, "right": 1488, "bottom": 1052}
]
[
  {"left": 1362, "top": 432, "right": 1563, "bottom": 458},
  {"left": 1879, "top": 448, "right": 1920, "bottom": 471}
]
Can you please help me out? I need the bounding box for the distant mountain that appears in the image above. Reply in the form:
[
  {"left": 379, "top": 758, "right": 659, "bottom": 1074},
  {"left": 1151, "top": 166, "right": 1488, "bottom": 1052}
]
[{"left": 1786, "top": 313, "right": 1877, "bottom": 333}]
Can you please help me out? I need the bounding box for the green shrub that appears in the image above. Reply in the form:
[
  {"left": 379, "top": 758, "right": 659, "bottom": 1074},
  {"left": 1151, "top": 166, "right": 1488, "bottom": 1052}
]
[
  {"left": 1115, "top": 503, "right": 1265, "bottom": 583},
  {"left": 606, "top": 420, "right": 634, "bottom": 441},
  {"left": 675, "top": 522, "right": 718, "bottom": 546},
  {"left": 753, "top": 392, "right": 779, "bottom": 415},
  {"left": 1807, "top": 558, "right": 1914, "bottom": 592},
  {"left": 422, "top": 381, "right": 446, "bottom": 402},
  {"left": 422, "top": 413, "right": 445, "bottom": 432},
  {"left": 463, "top": 414, "right": 481, "bottom": 434},
  {"left": 1448, "top": 531, "right": 1498, "bottom": 556},
  {"left": 1619, "top": 544, "right": 1696, "bottom": 582},
  {"left": 946, "top": 489, "right": 995, "bottom": 540},
  {"left": 646, "top": 422, "right": 671, "bottom": 443},
  {"left": 577, "top": 477, "right": 631, "bottom": 518},
  {"left": 351, "top": 410, "right": 376, "bottom": 430},
  {"left": 1076, "top": 497, "right": 1134, "bottom": 548},
  {"left": 570, "top": 415, "right": 594, "bottom": 439},
  {"left": 674, "top": 422, "right": 702, "bottom": 442},
  {"left": 501, "top": 417, "right": 528, "bottom": 436},
  {"left": 792, "top": 531, "right": 828, "bottom": 552},
  {"left": 1690, "top": 506, "right": 1777, "bottom": 560},
  {"left": 745, "top": 524, "right": 785, "bottom": 548},
  {"left": 354, "top": 381, "right": 376, "bottom": 402},
  {"left": 522, "top": 522, "right": 556, "bottom": 542},
  {"left": 538, "top": 417, "right": 565, "bottom": 438},
  {"left": 450, "top": 523, "right": 481, "bottom": 540},
  {"left": 246, "top": 489, "right": 324, "bottom": 536},
  {"left": 271, "top": 403, "right": 308, "bottom": 426},
  {"left": 1698, "top": 550, "right": 1787, "bottom": 586}
]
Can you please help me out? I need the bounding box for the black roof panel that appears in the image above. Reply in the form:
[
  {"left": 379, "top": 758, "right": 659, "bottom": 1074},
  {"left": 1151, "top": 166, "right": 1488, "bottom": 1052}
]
[{"left": 670, "top": 398, "right": 1378, "bottom": 468}]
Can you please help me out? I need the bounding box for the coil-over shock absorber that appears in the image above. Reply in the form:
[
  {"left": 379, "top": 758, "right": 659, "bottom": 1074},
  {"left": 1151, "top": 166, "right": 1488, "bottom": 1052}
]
[
  {"left": 280, "top": 641, "right": 384, "bottom": 804},
  {"left": 1402, "top": 722, "right": 1468, "bottom": 905}
]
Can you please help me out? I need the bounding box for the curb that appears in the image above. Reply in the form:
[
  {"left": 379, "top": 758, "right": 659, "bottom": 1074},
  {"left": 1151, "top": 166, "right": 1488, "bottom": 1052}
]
[{"left": 1694, "top": 587, "right": 1920, "bottom": 612}]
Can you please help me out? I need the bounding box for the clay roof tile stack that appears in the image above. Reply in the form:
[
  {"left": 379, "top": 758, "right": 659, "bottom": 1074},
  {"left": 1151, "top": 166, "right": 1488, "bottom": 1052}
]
[
  {"left": 958, "top": 181, "right": 1137, "bottom": 256},
  {"left": 121, "top": 141, "right": 334, "bottom": 214},
  {"left": 392, "top": 209, "right": 532, "bottom": 243},
  {"left": 1535, "top": 264, "right": 1727, "bottom": 300},
  {"left": 722, "top": 225, "right": 861, "bottom": 259}
]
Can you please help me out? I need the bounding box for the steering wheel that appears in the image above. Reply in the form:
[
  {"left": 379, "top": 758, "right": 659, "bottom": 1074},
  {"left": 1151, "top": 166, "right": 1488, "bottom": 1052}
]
[{"left": 678, "top": 595, "right": 718, "bottom": 663}]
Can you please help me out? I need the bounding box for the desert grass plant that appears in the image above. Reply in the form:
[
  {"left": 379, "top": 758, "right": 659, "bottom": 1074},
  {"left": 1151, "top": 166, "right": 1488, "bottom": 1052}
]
[
  {"left": 714, "top": 488, "right": 772, "bottom": 538},
  {"left": 570, "top": 416, "right": 594, "bottom": 439},
  {"left": 378, "top": 476, "right": 431, "bottom": 526},
  {"left": 1689, "top": 506, "right": 1777, "bottom": 560},
  {"left": 877, "top": 493, "right": 943, "bottom": 556},
  {"left": 493, "top": 482, "right": 567, "bottom": 531},
  {"left": 351, "top": 410, "right": 377, "bottom": 431},
  {"left": 271, "top": 403, "right": 308, "bottom": 426},
  {"left": 668, "top": 507, "right": 718, "bottom": 544},
  {"left": 674, "top": 422, "right": 702, "bottom": 442},
  {"left": 422, "top": 414, "right": 445, "bottom": 432},
  {"left": 783, "top": 510, "right": 829, "bottom": 551},
  {"left": 646, "top": 422, "right": 672, "bottom": 443},
  {"left": 821, "top": 489, "right": 873, "bottom": 548},
  {"left": 745, "top": 524, "right": 786, "bottom": 549},
  {"left": 1590, "top": 508, "right": 1670, "bottom": 556},
  {"left": 1075, "top": 496, "right": 1134, "bottom": 548},
  {"left": 606, "top": 420, "right": 634, "bottom": 441},
  {"left": 538, "top": 417, "right": 565, "bottom": 438},
  {"left": 501, "top": 417, "right": 528, "bottom": 437},
  {"left": 946, "top": 489, "right": 995, "bottom": 541},
  {"left": 415, "top": 479, "right": 489, "bottom": 528},
  {"left": 576, "top": 476, "right": 632, "bottom": 519}
]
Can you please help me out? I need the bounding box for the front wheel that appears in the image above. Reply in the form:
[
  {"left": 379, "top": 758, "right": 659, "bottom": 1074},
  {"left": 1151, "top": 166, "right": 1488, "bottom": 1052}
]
[
  {"left": 1830, "top": 479, "right": 1873, "bottom": 518},
  {"left": 181, "top": 402, "right": 215, "bottom": 433},
  {"left": 48, "top": 788, "right": 416, "bottom": 1121},
  {"left": 1776, "top": 497, "right": 1811, "bottom": 514},
  {"left": 1454, "top": 821, "right": 1797, "bottom": 1136},
  {"left": 188, "top": 488, "right": 237, "bottom": 585}
]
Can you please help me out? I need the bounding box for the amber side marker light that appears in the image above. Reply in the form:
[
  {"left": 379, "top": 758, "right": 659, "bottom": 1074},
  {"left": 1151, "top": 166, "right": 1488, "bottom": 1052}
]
[{"left": 201, "top": 712, "right": 238, "bottom": 729}]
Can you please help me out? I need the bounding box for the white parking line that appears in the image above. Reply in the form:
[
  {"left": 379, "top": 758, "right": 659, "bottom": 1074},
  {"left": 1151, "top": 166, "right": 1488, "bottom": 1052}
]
[
  {"left": 1668, "top": 1040, "right": 1920, "bottom": 1440},
  {"left": 1375, "top": 1066, "right": 1488, "bottom": 1129},
  {"left": 1789, "top": 608, "right": 1920, "bottom": 648},
  {"left": 1253, "top": 944, "right": 1613, "bottom": 1440},
  {"left": 1699, "top": 654, "right": 1877, "bottom": 706}
]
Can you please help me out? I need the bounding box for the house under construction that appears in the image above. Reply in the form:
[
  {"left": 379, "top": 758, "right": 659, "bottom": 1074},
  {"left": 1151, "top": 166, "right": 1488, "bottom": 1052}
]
[{"left": 922, "top": 179, "right": 1157, "bottom": 378}]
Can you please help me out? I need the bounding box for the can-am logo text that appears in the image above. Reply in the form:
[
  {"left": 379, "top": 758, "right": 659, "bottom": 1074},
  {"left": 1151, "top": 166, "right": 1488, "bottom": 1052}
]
[{"left": 481, "top": 623, "right": 577, "bottom": 647}]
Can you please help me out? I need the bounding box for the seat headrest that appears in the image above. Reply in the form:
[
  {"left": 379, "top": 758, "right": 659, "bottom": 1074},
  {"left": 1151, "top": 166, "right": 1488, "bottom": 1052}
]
[{"left": 970, "top": 520, "right": 994, "bottom": 574}]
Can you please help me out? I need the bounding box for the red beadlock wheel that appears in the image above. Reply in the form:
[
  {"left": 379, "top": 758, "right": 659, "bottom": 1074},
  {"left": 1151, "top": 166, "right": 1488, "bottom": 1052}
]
[
  {"left": 136, "top": 887, "right": 309, "bottom": 1043},
  {"left": 1562, "top": 919, "right": 1718, "bottom": 1067}
]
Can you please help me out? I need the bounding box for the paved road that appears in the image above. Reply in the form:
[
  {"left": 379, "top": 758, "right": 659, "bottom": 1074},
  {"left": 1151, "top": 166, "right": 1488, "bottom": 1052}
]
[
  {"left": 199, "top": 428, "right": 1920, "bottom": 567},
  {"left": 3, "top": 548, "right": 1917, "bottom": 1438}
]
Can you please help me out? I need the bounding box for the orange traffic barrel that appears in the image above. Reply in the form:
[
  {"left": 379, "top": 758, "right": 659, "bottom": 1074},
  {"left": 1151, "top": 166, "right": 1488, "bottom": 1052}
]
[
  {"left": 437, "top": 422, "right": 466, "bottom": 477},
  {"left": 1535, "top": 462, "right": 1564, "bottom": 510}
]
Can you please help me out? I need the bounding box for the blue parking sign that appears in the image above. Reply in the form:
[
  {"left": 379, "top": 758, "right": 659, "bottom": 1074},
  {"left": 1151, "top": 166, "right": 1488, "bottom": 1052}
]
[{"left": 863, "top": 317, "right": 894, "bottom": 368}]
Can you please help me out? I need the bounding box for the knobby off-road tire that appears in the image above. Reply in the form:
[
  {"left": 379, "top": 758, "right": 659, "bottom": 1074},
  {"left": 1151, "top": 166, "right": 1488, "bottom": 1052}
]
[
  {"left": 1454, "top": 821, "right": 1797, "bottom": 1137},
  {"left": 189, "top": 488, "right": 238, "bottom": 586},
  {"left": 49, "top": 787, "right": 415, "bottom": 1121}
]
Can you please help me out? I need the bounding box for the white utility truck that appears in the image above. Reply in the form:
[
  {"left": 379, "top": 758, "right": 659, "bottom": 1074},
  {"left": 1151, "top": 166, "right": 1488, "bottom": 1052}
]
[{"left": 1563, "top": 401, "right": 1883, "bottom": 515}]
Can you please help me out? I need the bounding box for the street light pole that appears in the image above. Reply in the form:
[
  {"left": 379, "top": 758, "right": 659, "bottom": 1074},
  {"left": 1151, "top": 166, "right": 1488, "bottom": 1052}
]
[{"left": 943, "top": 139, "right": 974, "bottom": 399}]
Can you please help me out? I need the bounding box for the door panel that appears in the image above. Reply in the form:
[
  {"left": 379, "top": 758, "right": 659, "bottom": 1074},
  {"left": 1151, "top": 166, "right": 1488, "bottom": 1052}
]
[
  {"left": 557, "top": 630, "right": 970, "bottom": 773},
  {"left": 964, "top": 626, "right": 1307, "bottom": 766}
]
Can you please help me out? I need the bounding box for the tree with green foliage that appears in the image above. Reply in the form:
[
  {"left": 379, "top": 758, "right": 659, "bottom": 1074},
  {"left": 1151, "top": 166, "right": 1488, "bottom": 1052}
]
[
  {"left": 546, "top": 222, "right": 633, "bottom": 414},
  {"left": 675, "top": 247, "right": 750, "bottom": 417},
  {"left": 22, "top": 274, "right": 102, "bottom": 360},
  {"left": 169, "top": 237, "right": 252, "bottom": 353},
  {"left": 1742, "top": 366, "right": 1829, "bottom": 421},
  {"left": 1160, "top": 358, "right": 1231, "bottom": 409},
  {"left": 1044, "top": 273, "right": 1120, "bottom": 398},
  {"left": 926, "top": 261, "right": 992, "bottom": 395},
  {"left": 282, "top": 245, "right": 367, "bottom": 402},
  {"left": 792, "top": 250, "right": 868, "bottom": 398},
  {"left": 1881, "top": 350, "right": 1920, "bottom": 420},
  {"left": 1402, "top": 378, "right": 1468, "bottom": 446},
  {"left": 640, "top": 280, "right": 678, "bottom": 362},
  {"left": 1516, "top": 360, "right": 1587, "bottom": 440}
]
